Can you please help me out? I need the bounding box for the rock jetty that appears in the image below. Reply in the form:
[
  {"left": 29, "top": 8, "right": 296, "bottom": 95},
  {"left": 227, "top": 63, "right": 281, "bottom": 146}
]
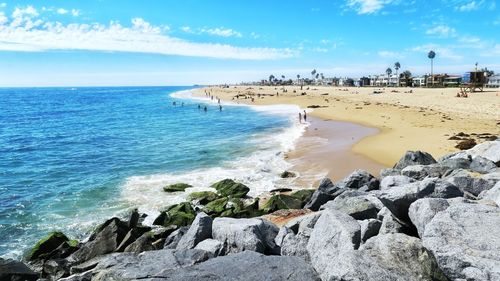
[{"left": 2, "top": 140, "right": 499, "bottom": 281}]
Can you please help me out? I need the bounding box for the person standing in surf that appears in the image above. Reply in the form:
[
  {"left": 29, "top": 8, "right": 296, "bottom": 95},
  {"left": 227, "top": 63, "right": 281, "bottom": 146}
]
[
  {"left": 303, "top": 110, "right": 307, "bottom": 122},
  {"left": 298, "top": 112, "right": 302, "bottom": 123}
]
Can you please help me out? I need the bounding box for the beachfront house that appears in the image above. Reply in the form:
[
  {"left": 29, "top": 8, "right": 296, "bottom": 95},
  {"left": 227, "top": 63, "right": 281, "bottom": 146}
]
[
  {"left": 426, "top": 74, "right": 448, "bottom": 87},
  {"left": 486, "top": 74, "right": 500, "bottom": 88},
  {"left": 443, "top": 76, "right": 462, "bottom": 87},
  {"left": 412, "top": 76, "right": 426, "bottom": 87}
]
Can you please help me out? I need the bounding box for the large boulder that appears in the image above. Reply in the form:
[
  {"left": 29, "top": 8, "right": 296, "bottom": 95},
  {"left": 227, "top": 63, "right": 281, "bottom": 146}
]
[
  {"left": 68, "top": 218, "right": 129, "bottom": 264},
  {"left": 123, "top": 233, "right": 155, "bottom": 253},
  {"left": 469, "top": 156, "right": 497, "bottom": 174},
  {"left": 163, "top": 227, "right": 189, "bottom": 249},
  {"left": 88, "top": 249, "right": 211, "bottom": 281},
  {"left": 211, "top": 179, "right": 250, "bottom": 198},
  {"left": 153, "top": 202, "right": 196, "bottom": 228},
  {"left": 0, "top": 258, "right": 38, "bottom": 281},
  {"left": 357, "top": 233, "right": 447, "bottom": 281},
  {"left": 408, "top": 198, "right": 449, "bottom": 238},
  {"left": 422, "top": 203, "right": 500, "bottom": 280},
  {"left": 26, "top": 231, "right": 69, "bottom": 261},
  {"left": 306, "top": 209, "right": 361, "bottom": 280},
  {"left": 445, "top": 169, "right": 498, "bottom": 196},
  {"left": 320, "top": 193, "right": 382, "bottom": 220},
  {"left": 276, "top": 212, "right": 322, "bottom": 261},
  {"left": 157, "top": 251, "right": 321, "bottom": 281},
  {"left": 187, "top": 191, "right": 219, "bottom": 205},
  {"left": 176, "top": 212, "right": 212, "bottom": 250},
  {"left": 379, "top": 175, "right": 415, "bottom": 191},
  {"left": 289, "top": 189, "right": 315, "bottom": 207},
  {"left": 193, "top": 239, "right": 224, "bottom": 257},
  {"left": 163, "top": 183, "right": 192, "bottom": 193},
  {"left": 448, "top": 140, "right": 500, "bottom": 164},
  {"left": 304, "top": 178, "right": 340, "bottom": 211},
  {"left": 115, "top": 226, "right": 151, "bottom": 252},
  {"left": 400, "top": 164, "right": 447, "bottom": 180},
  {"left": 261, "top": 194, "right": 302, "bottom": 213},
  {"left": 337, "top": 169, "right": 379, "bottom": 191},
  {"left": 212, "top": 217, "right": 279, "bottom": 255},
  {"left": 378, "top": 211, "right": 405, "bottom": 235},
  {"left": 393, "top": 151, "right": 437, "bottom": 170},
  {"left": 378, "top": 178, "right": 463, "bottom": 222},
  {"left": 479, "top": 181, "right": 500, "bottom": 206}
]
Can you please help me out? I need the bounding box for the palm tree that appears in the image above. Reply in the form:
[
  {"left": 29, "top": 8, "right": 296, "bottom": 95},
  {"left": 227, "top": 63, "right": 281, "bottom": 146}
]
[
  {"left": 269, "top": 75, "right": 275, "bottom": 85},
  {"left": 394, "top": 62, "right": 401, "bottom": 87},
  {"left": 386, "top": 67, "right": 392, "bottom": 86},
  {"left": 311, "top": 69, "right": 317, "bottom": 80},
  {"left": 297, "top": 74, "right": 302, "bottom": 90},
  {"left": 428, "top": 50, "right": 436, "bottom": 87}
]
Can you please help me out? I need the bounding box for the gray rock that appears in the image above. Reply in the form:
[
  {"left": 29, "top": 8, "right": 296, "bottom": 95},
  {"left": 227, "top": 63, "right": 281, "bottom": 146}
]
[
  {"left": 163, "top": 227, "right": 188, "bottom": 249},
  {"left": 59, "top": 271, "right": 92, "bottom": 281},
  {"left": 401, "top": 164, "right": 447, "bottom": 180},
  {"left": 337, "top": 169, "right": 379, "bottom": 191},
  {"left": 211, "top": 217, "right": 278, "bottom": 255},
  {"left": 307, "top": 209, "right": 361, "bottom": 280},
  {"left": 393, "top": 150, "right": 437, "bottom": 170},
  {"left": 380, "top": 168, "right": 400, "bottom": 178},
  {"left": 193, "top": 239, "right": 223, "bottom": 257},
  {"left": 439, "top": 157, "right": 472, "bottom": 170},
  {"left": 470, "top": 156, "right": 498, "bottom": 174},
  {"left": 359, "top": 233, "right": 447, "bottom": 281},
  {"left": 277, "top": 212, "right": 322, "bottom": 261},
  {"left": 359, "top": 219, "right": 382, "bottom": 242},
  {"left": 176, "top": 212, "right": 212, "bottom": 250},
  {"left": 454, "top": 140, "right": 500, "bottom": 163},
  {"left": 123, "top": 233, "right": 155, "bottom": 253},
  {"left": 155, "top": 251, "right": 321, "bottom": 281},
  {"left": 0, "top": 258, "right": 38, "bottom": 281},
  {"left": 378, "top": 178, "right": 463, "bottom": 222},
  {"left": 378, "top": 212, "right": 405, "bottom": 235},
  {"left": 408, "top": 198, "right": 450, "bottom": 238},
  {"left": 90, "top": 249, "right": 211, "bottom": 281},
  {"left": 479, "top": 181, "right": 500, "bottom": 206},
  {"left": 68, "top": 218, "right": 129, "bottom": 264},
  {"left": 115, "top": 226, "right": 151, "bottom": 252},
  {"left": 422, "top": 203, "right": 500, "bottom": 280},
  {"left": 380, "top": 175, "right": 415, "bottom": 191},
  {"left": 320, "top": 193, "right": 382, "bottom": 220},
  {"left": 304, "top": 178, "right": 341, "bottom": 211},
  {"left": 445, "top": 169, "right": 497, "bottom": 196}
]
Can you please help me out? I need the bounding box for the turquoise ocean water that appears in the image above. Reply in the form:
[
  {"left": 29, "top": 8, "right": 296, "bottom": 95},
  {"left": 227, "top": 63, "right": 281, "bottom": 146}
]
[{"left": 0, "top": 86, "right": 303, "bottom": 258}]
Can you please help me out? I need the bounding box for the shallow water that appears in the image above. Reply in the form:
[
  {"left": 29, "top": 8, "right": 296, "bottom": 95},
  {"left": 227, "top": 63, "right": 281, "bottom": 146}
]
[{"left": 0, "top": 86, "right": 302, "bottom": 258}]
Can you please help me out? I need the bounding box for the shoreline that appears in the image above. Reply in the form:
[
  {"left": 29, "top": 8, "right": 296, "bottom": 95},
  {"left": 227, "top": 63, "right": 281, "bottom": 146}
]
[
  {"left": 185, "top": 88, "right": 386, "bottom": 188},
  {"left": 193, "top": 86, "right": 500, "bottom": 167}
]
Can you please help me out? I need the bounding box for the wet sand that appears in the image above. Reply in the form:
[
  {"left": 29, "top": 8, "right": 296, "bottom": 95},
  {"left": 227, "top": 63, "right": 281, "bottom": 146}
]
[{"left": 287, "top": 117, "right": 386, "bottom": 185}]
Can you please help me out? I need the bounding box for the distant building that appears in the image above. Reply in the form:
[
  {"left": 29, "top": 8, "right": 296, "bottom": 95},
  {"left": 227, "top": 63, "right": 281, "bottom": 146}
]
[
  {"left": 426, "top": 74, "right": 448, "bottom": 87},
  {"left": 443, "top": 76, "right": 462, "bottom": 87},
  {"left": 486, "top": 74, "right": 500, "bottom": 88},
  {"left": 412, "top": 76, "right": 426, "bottom": 87}
]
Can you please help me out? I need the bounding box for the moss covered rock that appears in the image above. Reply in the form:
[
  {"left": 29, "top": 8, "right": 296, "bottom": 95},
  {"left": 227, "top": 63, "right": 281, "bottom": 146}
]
[
  {"left": 211, "top": 179, "right": 250, "bottom": 198},
  {"left": 203, "top": 197, "right": 229, "bottom": 216},
  {"left": 26, "top": 231, "right": 69, "bottom": 261},
  {"left": 290, "top": 189, "right": 315, "bottom": 207},
  {"left": 187, "top": 191, "right": 219, "bottom": 204},
  {"left": 261, "top": 194, "right": 303, "bottom": 214},
  {"left": 163, "top": 183, "right": 192, "bottom": 193},
  {"left": 153, "top": 202, "right": 195, "bottom": 227}
]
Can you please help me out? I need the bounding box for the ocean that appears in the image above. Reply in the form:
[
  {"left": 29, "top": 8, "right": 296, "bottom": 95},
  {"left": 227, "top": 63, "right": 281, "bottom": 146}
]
[{"left": 0, "top": 86, "right": 304, "bottom": 259}]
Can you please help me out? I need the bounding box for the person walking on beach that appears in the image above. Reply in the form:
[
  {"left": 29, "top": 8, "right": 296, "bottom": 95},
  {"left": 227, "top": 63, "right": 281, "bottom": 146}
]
[
  {"left": 303, "top": 110, "right": 307, "bottom": 122},
  {"left": 299, "top": 112, "right": 302, "bottom": 123}
]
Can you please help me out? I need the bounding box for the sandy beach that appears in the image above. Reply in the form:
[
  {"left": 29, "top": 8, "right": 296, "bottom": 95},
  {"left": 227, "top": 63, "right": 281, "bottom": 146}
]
[{"left": 193, "top": 86, "right": 500, "bottom": 176}]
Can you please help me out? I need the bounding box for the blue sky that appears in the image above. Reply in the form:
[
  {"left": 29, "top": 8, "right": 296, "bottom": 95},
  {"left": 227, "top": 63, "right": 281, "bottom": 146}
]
[{"left": 0, "top": 0, "right": 499, "bottom": 86}]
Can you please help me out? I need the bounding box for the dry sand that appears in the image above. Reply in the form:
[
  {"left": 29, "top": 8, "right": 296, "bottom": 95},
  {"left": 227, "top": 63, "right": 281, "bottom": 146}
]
[{"left": 192, "top": 86, "right": 499, "bottom": 184}]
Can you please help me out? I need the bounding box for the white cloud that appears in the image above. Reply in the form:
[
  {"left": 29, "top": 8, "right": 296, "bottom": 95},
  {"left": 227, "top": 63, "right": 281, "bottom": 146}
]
[
  {"left": 0, "top": 15, "right": 295, "bottom": 60},
  {"left": 425, "top": 24, "right": 456, "bottom": 38},
  {"left": 71, "top": 9, "right": 80, "bottom": 17},
  {"left": 457, "top": 1, "right": 479, "bottom": 11},
  {"left": 0, "top": 3, "right": 6, "bottom": 8},
  {"left": 0, "top": 12, "right": 6, "bottom": 25},
  {"left": 346, "top": 0, "right": 394, "bottom": 14},
  {"left": 56, "top": 8, "right": 68, "bottom": 15},
  {"left": 201, "top": 27, "right": 242, "bottom": 38},
  {"left": 410, "top": 44, "right": 463, "bottom": 60}
]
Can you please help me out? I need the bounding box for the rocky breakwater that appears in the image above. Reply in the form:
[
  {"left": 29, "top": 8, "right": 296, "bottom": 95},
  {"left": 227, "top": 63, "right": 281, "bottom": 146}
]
[{"left": 1, "top": 140, "right": 499, "bottom": 281}]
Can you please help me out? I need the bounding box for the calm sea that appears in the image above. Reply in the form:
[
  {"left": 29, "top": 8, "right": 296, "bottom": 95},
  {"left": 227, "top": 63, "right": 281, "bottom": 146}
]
[{"left": 0, "top": 86, "right": 303, "bottom": 258}]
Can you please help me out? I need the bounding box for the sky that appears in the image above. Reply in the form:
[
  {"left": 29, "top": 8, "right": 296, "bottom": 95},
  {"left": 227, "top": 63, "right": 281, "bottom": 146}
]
[{"left": 0, "top": 0, "right": 499, "bottom": 86}]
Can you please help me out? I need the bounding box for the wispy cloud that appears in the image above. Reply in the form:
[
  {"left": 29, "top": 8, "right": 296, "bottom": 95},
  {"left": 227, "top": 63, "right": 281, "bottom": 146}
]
[
  {"left": 410, "top": 44, "right": 463, "bottom": 60},
  {"left": 456, "top": 1, "right": 480, "bottom": 11},
  {"left": 181, "top": 26, "right": 242, "bottom": 38},
  {"left": 378, "top": 50, "right": 405, "bottom": 58},
  {"left": 56, "top": 8, "right": 68, "bottom": 15},
  {"left": 425, "top": 24, "right": 456, "bottom": 38},
  {"left": 0, "top": 3, "right": 6, "bottom": 8},
  {"left": 345, "top": 0, "right": 395, "bottom": 14},
  {"left": 0, "top": 8, "right": 294, "bottom": 60}
]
